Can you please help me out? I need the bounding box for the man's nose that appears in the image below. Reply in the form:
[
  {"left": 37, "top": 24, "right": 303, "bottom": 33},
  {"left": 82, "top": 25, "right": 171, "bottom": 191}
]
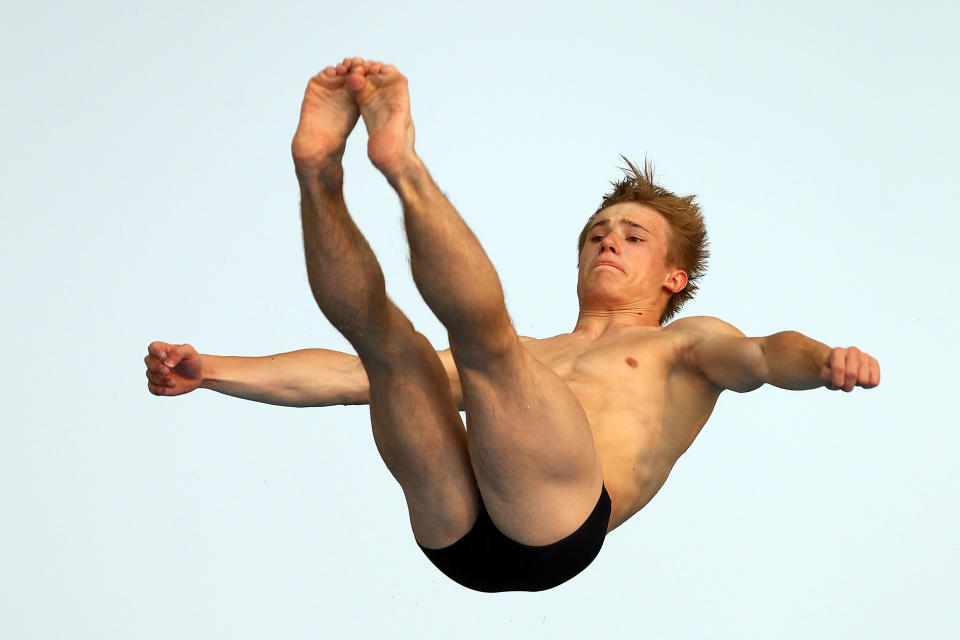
[{"left": 601, "top": 238, "right": 619, "bottom": 254}]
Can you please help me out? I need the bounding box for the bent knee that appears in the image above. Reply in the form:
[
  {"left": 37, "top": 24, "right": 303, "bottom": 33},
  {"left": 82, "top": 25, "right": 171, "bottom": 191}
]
[
  {"left": 355, "top": 309, "right": 434, "bottom": 369},
  {"left": 362, "top": 335, "right": 448, "bottom": 384},
  {"left": 449, "top": 327, "right": 525, "bottom": 373}
]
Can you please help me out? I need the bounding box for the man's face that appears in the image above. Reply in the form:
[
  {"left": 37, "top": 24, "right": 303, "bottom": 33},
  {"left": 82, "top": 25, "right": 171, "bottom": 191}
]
[{"left": 576, "top": 202, "right": 686, "bottom": 310}]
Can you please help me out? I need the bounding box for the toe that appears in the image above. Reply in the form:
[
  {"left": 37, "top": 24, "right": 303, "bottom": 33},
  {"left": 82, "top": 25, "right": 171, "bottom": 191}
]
[
  {"left": 335, "top": 63, "right": 348, "bottom": 75},
  {"left": 370, "top": 61, "right": 383, "bottom": 74},
  {"left": 346, "top": 73, "right": 367, "bottom": 94},
  {"left": 382, "top": 64, "right": 398, "bottom": 75},
  {"left": 323, "top": 66, "right": 336, "bottom": 77}
]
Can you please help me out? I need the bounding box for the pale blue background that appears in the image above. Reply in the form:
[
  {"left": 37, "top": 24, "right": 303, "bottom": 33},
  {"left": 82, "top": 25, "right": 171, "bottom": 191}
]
[{"left": 2, "top": 0, "right": 957, "bottom": 637}]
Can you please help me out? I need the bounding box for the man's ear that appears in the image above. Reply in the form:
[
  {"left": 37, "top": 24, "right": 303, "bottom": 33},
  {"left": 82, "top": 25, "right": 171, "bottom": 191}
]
[{"left": 664, "top": 269, "right": 687, "bottom": 294}]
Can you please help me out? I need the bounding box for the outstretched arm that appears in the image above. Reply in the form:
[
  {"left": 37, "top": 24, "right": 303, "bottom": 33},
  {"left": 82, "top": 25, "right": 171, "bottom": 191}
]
[
  {"left": 145, "top": 342, "right": 463, "bottom": 408},
  {"left": 682, "top": 317, "right": 881, "bottom": 393},
  {"left": 200, "top": 349, "right": 370, "bottom": 407}
]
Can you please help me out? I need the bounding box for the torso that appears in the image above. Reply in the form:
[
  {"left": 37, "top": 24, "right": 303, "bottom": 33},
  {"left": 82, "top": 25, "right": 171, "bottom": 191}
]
[{"left": 520, "top": 321, "right": 723, "bottom": 531}]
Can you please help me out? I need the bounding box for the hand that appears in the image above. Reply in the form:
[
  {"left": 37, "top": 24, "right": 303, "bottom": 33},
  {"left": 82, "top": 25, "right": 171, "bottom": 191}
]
[
  {"left": 819, "top": 346, "right": 880, "bottom": 392},
  {"left": 145, "top": 342, "right": 204, "bottom": 396}
]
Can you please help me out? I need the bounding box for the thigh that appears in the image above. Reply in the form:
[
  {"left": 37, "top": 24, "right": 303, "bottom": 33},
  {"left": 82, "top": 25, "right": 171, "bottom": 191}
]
[
  {"left": 454, "top": 338, "right": 604, "bottom": 547},
  {"left": 362, "top": 324, "right": 481, "bottom": 550}
]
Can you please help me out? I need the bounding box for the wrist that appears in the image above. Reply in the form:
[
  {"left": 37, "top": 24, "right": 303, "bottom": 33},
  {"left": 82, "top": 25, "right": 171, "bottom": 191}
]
[{"left": 198, "top": 354, "right": 218, "bottom": 390}]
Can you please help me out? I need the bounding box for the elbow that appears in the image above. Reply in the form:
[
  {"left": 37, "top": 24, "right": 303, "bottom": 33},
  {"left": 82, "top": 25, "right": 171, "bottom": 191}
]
[
  {"left": 756, "top": 337, "right": 771, "bottom": 386},
  {"left": 729, "top": 377, "right": 765, "bottom": 394},
  {"left": 726, "top": 338, "right": 770, "bottom": 392}
]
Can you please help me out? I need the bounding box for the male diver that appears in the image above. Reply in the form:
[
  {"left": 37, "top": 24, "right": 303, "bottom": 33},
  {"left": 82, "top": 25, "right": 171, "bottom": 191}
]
[{"left": 145, "top": 58, "right": 880, "bottom": 592}]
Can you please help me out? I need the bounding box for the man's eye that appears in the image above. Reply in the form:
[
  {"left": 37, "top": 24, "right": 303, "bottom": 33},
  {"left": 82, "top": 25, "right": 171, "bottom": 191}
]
[
  {"left": 628, "top": 236, "right": 642, "bottom": 243},
  {"left": 590, "top": 235, "right": 603, "bottom": 242}
]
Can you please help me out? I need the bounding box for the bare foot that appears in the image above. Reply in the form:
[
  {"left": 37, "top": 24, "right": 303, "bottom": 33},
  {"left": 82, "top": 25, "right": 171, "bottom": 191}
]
[
  {"left": 291, "top": 57, "right": 365, "bottom": 185},
  {"left": 345, "top": 61, "right": 417, "bottom": 181}
]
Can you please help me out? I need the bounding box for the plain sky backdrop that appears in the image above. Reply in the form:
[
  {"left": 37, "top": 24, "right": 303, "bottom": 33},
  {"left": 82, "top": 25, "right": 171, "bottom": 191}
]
[{"left": 2, "top": 1, "right": 957, "bottom": 638}]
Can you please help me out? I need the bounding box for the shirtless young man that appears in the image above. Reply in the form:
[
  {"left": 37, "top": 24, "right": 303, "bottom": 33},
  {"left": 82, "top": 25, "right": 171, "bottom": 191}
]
[{"left": 144, "top": 57, "right": 881, "bottom": 592}]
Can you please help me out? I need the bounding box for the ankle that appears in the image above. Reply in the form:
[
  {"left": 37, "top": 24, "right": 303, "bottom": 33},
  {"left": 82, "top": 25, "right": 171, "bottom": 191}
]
[
  {"left": 389, "top": 154, "right": 433, "bottom": 204},
  {"left": 296, "top": 161, "right": 345, "bottom": 193}
]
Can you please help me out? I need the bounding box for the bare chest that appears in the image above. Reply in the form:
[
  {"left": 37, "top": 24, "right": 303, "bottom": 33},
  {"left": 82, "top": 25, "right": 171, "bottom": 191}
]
[
  {"left": 524, "top": 331, "right": 678, "bottom": 425},
  {"left": 523, "top": 330, "right": 720, "bottom": 525}
]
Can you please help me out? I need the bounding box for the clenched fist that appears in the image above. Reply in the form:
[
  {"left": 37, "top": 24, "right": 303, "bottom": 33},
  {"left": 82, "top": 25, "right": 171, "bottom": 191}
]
[
  {"left": 145, "top": 342, "right": 204, "bottom": 396},
  {"left": 820, "top": 346, "right": 880, "bottom": 392}
]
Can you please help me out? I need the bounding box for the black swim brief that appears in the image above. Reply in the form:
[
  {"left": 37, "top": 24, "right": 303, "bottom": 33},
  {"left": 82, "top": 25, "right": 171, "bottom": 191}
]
[{"left": 418, "top": 485, "right": 611, "bottom": 593}]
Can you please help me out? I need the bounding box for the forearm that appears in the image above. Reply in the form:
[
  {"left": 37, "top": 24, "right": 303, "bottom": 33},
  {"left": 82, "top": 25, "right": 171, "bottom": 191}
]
[
  {"left": 199, "top": 349, "right": 369, "bottom": 407},
  {"left": 761, "top": 331, "right": 832, "bottom": 390}
]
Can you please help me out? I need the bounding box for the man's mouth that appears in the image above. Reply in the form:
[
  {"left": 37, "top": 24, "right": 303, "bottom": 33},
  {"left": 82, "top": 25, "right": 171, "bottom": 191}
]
[{"left": 593, "top": 261, "right": 624, "bottom": 273}]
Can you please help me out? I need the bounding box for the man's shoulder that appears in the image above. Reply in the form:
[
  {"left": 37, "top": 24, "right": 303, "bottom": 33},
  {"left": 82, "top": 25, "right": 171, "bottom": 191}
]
[
  {"left": 661, "top": 317, "right": 750, "bottom": 389},
  {"left": 666, "top": 315, "right": 746, "bottom": 341}
]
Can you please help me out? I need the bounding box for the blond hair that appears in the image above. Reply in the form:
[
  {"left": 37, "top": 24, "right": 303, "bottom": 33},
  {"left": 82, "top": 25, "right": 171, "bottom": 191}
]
[{"left": 578, "top": 155, "right": 708, "bottom": 323}]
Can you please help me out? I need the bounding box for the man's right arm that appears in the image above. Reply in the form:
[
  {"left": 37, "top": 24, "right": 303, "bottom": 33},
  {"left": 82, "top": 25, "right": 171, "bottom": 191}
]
[
  {"left": 200, "top": 349, "right": 370, "bottom": 407},
  {"left": 145, "top": 342, "right": 463, "bottom": 408}
]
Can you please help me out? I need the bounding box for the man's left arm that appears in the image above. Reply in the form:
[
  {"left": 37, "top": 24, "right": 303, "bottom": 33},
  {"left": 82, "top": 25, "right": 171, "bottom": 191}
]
[{"left": 683, "top": 317, "right": 881, "bottom": 393}]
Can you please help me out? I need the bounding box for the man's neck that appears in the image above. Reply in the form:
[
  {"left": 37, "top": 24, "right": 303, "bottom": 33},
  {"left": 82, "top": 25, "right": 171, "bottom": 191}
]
[{"left": 573, "top": 305, "right": 662, "bottom": 338}]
